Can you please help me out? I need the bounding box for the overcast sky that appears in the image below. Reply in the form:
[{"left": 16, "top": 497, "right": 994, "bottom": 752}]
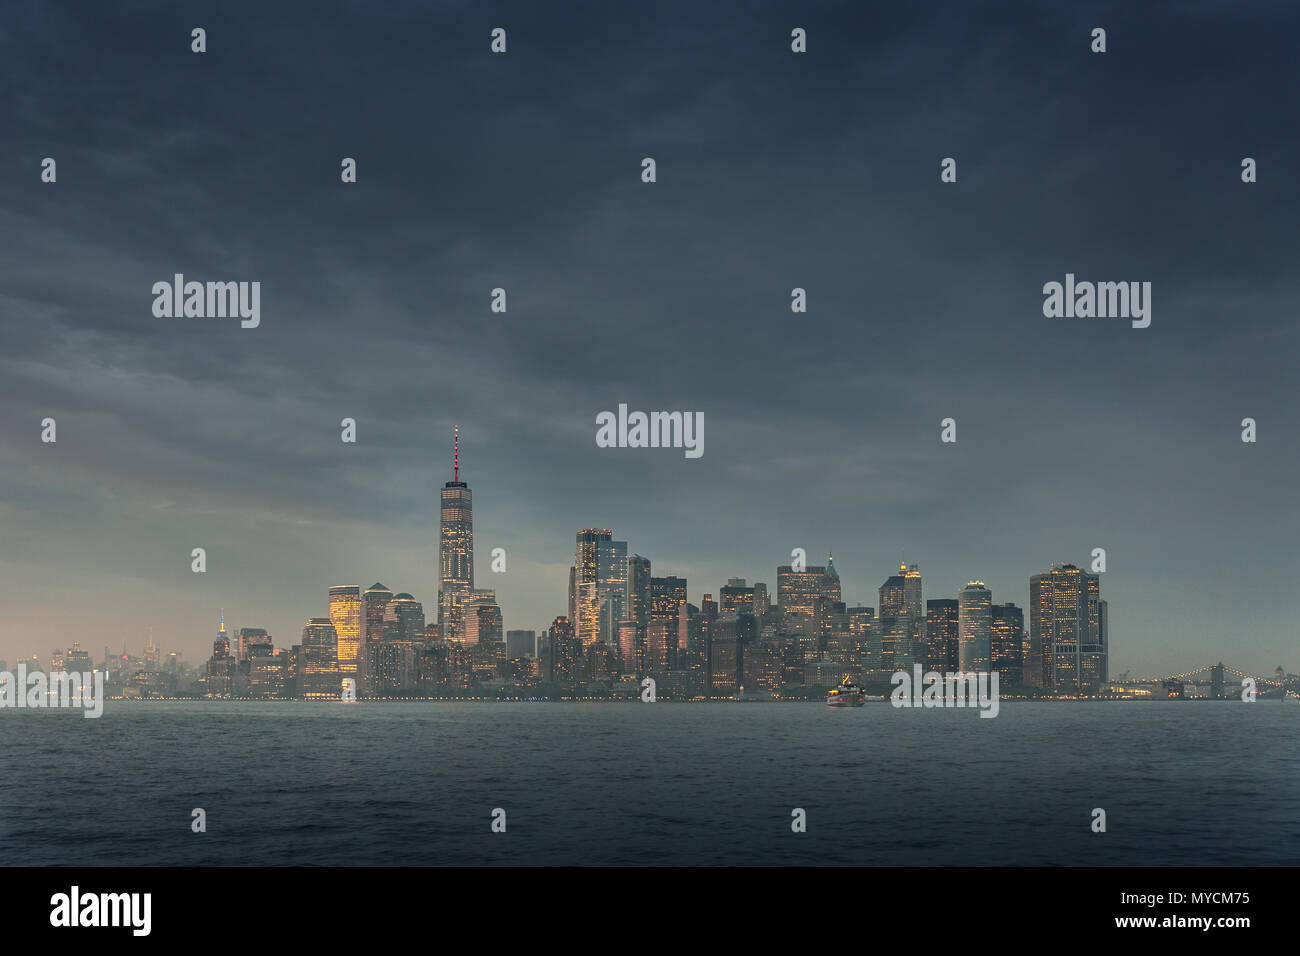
[{"left": 1, "top": 0, "right": 1296, "bottom": 676}]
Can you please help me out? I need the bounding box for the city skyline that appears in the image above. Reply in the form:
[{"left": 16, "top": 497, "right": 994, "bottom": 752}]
[
  {"left": 2, "top": 1, "right": 1295, "bottom": 676},
  {"left": 0, "top": 423, "right": 1288, "bottom": 678},
  {"left": 0, "top": 434, "right": 1116, "bottom": 697}
]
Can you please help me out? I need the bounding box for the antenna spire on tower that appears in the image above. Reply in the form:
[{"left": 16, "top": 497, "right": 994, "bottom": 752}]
[{"left": 454, "top": 424, "right": 460, "bottom": 482}]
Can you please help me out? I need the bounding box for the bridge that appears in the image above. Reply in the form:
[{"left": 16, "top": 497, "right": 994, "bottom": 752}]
[{"left": 1117, "top": 663, "right": 1296, "bottom": 698}]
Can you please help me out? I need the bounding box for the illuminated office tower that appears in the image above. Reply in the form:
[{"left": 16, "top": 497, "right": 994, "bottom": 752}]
[
  {"left": 464, "top": 593, "right": 502, "bottom": 648},
  {"left": 644, "top": 620, "right": 671, "bottom": 673},
  {"left": 1085, "top": 595, "right": 1109, "bottom": 688},
  {"left": 143, "top": 631, "right": 159, "bottom": 670},
  {"left": 438, "top": 426, "right": 474, "bottom": 643},
  {"left": 239, "top": 628, "right": 272, "bottom": 661},
  {"left": 214, "top": 610, "right": 230, "bottom": 658},
  {"left": 650, "top": 575, "right": 687, "bottom": 663},
  {"left": 707, "top": 613, "right": 754, "bottom": 696},
  {"left": 547, "top": 616, "right": 579, "bottom": 685},
  {"left": 627, "top": 555, "right": 652, "bottom": 630},
  {"left": 205, "top": 637, "right": 234, "bottom": 698},
  {"left": 574, "top": 529, "right": 612, "bottom": 646},
  {"left": 650, "top": 575, "right": 687, "bottom": 624},
  {"left": 371, "top": 594, "right": 423, "bottom": 694},
  {"left": 588, "top": 641, "right": 614, "bottom": 683},
  {"left": 752, "top": 582, "right": 769, "bottom": 617},
  {"left": 300, "top": 617, "right": 340, "bottom": 698},
  {"left": 676, "top": 600, "right": 691, "bottom": 663},
  {"left": 568, "top": 566, "right": 576, "bottom": 624},
  {"left": 1082, "top": 574, "right": 1109, "bottom": 688},
  {"left": 990, "top": 602, "right": 1024, "bottom": 682},
  {"left": 777, "top": 564, "right": 827, "bottom": 619},
  {"left": 813, "top": 597, "right": 847, "bottom": 660},
  {"left": 328, "top": 585, "right": 362, "bottom": 676},
  {"left": 64, "top": 642, "right": 91, "bottom": 673},
  {"left": 874, "top": 611, "right": 919, "bottom": 672},
  {"left": 597, "top": 538, "right": 628, "bottom": 646},
  {"left": 1030, "top": 563, "right": 1103, "bottom": 693},
  {"left": 384, "top": 593, "right": 425, "bottom": 644},
  {"left": 248, "top": 650, "right": 285, "bottom": 698},
  {"left": 879, "top": 564, "right": 908, "bottom": 617},
  {"left": 361, "top": 582, "right": 393, "bottom": 682},
  {"left": 957, "top": 581, "right": 992, "bottom": 672},
  {"left": 544, "top": 616, "right": 570, "bottom": 684},
  {"left": 926, "top": 599, "right": 959, "bottom": 671},
  {"left": 618, "top": 619, "right": 640, "bottom": 671},
  {"left": 700, "top": 594, "right": 718, "bottom": 626},
  {"left": 700, "top": 594, "right": 718, "bottom": 687},
  {"left": 903, "top": 564, "right": 922, "bottom": 617},
  {"left": 847, "top": 605, "right": 875, "bottom": 669},
  {"left": 204, "top": 612, "right": 234, "bottom": 696},
  {"left": 823, "top": 555, "right": 842, "bottom": 603},
  {"left": 719, "top": 578, "right": 754, "bottom": 616}
]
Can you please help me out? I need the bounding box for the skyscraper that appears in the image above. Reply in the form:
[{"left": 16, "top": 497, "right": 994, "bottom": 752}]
[
  {"left": 328, "top": 585, "right": 362, "bottom": 676},
  {"left": 300, "top": 617, "right": 340, "bottom": 698},
  {"left": 627, "top": 556, "right": 652, "bottom": 629},
  {"left": 879, "top": 562, "right": 921, "bottom": 618},
  {"left": 546, "top": 616, "right": 577, "bottom": 686},
  {"left": 650, "top": 576, "right": 687, "bottom": 624},
  {"left": 1030, "top": 563, "right": 1104, "bottom": 693},
  {"left": 777, "top": 564, "right": 834, "bottom": 620},
  {"left": 377, "top": 595, "right": 426, "bottom": 691},
  {"left": 239, "top": 628, "right": 271, "bottom": 661},
  {"left": 824, "top": 555, "right": 842, "bottom": 603},
  {"left": 719, "top": 578, "right": 754, "bottom": 616},
  {"left": 438, "top": 426, "right": 474, "bottom": 643},
  {"left": 597, "top": 537, "right": 628, "bottom": 646},
  {"left": 848, "top": 605, "right": 875, "bottom": 669},
  {"left": 958, "top": 581, "right": 992, "bottom": 672},
  {"left": 990, "top": 602, "right": 1024, "bottom": 683},
  {"left": 650, "top": 575, "right": 688, "bottom": 666},
  {"left": 873, "top": 610, "right": 920, "bottom": 672},
  {"left": 362, "top": 582, "right": 394, "bottom": 684},
  {"left": 463, "top": 590, "right": 501, "bottom": 647},
  {"left": 926, "top": 598, "right": 959, "bottom": 671},
  {"left": 206, "top": 613, "right": 234, "bottom": 697},
  {"left": 574, "top": 529, "right": 613, "bottom": 646},
  {"left": 904, "top": 564, "right": 922, "bottom": 617},
  {"left": 505, "top": 630, "right": 537, "bottom": 659}
]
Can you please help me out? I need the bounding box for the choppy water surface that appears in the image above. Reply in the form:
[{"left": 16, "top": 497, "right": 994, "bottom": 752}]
[{"left": 1, "top": 701, "right": 1296, "bottom": 865}]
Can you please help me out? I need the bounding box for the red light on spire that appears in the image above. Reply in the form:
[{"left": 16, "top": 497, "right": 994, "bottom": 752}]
[{"left": 454, "top": 425, "right": 459, "bottom": 482}]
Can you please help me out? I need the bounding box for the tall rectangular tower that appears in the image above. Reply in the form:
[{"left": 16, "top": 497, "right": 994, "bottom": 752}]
[
  {"left": 328, "top": 585, "right": 362, "bottom": 676},
  {"left": 1030, "top": 563, "right": 1102, "bottom": 693},
  {"left": 438, "top": 426, "right": 474, "bottom": 643},
  {"left": 574, "top": 529, "right": 613, "bottom": 646}
]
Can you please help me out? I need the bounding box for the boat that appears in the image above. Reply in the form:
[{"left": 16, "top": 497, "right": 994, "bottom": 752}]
[{"left": 827, "top": 677, "right": 866, "bottom": 707}]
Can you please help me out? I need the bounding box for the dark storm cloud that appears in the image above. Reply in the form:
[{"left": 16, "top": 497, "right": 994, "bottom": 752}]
[{"left": 1, "top": 0, "right": 1296, "bottom": 674}]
